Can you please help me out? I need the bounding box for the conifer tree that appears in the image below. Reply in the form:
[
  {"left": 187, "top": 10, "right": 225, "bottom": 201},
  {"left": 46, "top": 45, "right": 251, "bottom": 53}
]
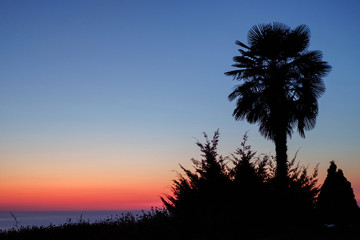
[{"left": 317, "top": 161, "right": 359, "bottom": 224}]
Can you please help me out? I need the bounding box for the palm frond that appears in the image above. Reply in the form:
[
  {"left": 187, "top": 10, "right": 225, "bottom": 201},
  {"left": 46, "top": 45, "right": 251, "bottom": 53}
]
[{"left": 235, "top": 40, "right": 250, "bottom": 49}]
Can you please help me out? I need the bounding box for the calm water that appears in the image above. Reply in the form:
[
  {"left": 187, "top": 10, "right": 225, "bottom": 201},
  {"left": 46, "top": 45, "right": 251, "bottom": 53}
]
[{"left": 0, "top": 210, "right": 144, "bottom": 231}]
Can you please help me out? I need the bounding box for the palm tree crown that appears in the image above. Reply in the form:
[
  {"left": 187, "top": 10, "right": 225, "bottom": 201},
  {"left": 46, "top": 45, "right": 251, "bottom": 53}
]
[{"left": 225, "top": 22, "right": 331, "bottom": 179}]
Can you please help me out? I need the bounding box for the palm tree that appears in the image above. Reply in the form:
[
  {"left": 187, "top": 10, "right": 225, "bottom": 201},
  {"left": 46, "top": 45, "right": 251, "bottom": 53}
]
[{"left": 225, "top": 22, "right": 331, "bottom": 183}]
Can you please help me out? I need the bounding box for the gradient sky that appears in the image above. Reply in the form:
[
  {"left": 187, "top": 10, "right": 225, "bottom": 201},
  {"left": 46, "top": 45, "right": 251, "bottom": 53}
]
[{"left": 1, "top": 0, "right": 360, "bottom": 211}]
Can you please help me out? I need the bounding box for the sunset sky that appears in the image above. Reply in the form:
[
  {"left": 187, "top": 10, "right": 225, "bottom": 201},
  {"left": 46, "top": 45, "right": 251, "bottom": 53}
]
[{"left": 1, "top": 0, "right": 360, "bottom": 211}]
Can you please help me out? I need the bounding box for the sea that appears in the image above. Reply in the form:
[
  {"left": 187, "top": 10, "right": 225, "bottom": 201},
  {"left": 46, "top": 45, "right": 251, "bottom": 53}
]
[{"left": 0, "top": 210, "right": 145, "bottom": 231}]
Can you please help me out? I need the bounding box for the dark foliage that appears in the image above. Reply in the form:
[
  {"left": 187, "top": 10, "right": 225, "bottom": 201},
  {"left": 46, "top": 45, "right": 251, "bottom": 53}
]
[
  {"left": 161, "top": 130, "right": 231, "bottom": 237},
  {"left": 162, "top": 131, "right": 322, "bottom": 238},
  {"left": 227, "top": 133, "right": 271, "bottom": 230},
  {"left": 287, "top": 156, "right": 320, "bottom": 216},
  {"left": 317, "top": 161, "right": 359, "bottom": 224}
]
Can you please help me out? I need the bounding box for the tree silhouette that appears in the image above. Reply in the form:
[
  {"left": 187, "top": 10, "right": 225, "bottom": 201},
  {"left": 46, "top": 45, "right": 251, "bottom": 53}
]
[
  {"left": 317, "top": 161, "right": 359, "bottom": 224},
  {"left": 225, "top": 22, "right": 331, "bottom": 183},
  {"left": 161, "top": 130, "right": 230, "bottom": 235},
  {"left": 228, "top": 133, "right": 272, "bottom": 230}
]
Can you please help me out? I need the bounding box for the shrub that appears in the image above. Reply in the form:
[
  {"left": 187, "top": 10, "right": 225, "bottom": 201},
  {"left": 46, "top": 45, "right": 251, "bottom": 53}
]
[
  {"left": 161, "top": 130, "right": 230, "bottom": 236},
  {"left": 162, "top": 130, "right": 322, "bottom": 237}
]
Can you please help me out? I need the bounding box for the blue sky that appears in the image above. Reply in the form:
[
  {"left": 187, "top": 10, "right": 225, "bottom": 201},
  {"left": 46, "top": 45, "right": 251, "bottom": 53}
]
[{"left": 1, "top": 0, "right": 360, "bottom": 209}]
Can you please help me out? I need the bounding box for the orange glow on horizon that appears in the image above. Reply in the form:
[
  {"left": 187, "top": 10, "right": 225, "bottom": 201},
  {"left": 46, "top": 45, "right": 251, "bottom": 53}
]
[
  {"left": 0, "top": 153, "right": 175, "bottom": 211},
  {"left": 0, "top": 176, "right": 170, "bottom": 211},
  {"left": 0, "top": 186, "right": 165, "bottom": 211},
  {"left": 3, "top": 180, "right": 359, "bottom": 211},
  {"left": 1, "top": 154, "right": 359, "bottom": 211}
]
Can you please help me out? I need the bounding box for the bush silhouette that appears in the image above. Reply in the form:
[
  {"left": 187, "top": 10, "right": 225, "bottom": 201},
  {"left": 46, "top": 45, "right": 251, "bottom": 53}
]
[
  {"left": 317, "top": 161, "right": 359, "bottom": 224},
  {"left": 162, "top": 130, "right": 322, "bottom": 237},
  {"left": 227, "top": 133, "right": 273, "bottom": 230},
  {"left": 161, "top": 130, "right": 231, "bottom": 237}
]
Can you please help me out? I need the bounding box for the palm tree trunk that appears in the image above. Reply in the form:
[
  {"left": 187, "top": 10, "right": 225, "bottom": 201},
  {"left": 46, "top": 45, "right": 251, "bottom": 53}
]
[
  {"left": 274, "top": 130, "right": 288, "bottom": 185},
  {"left": 274, "top": 129, "right": 289, "bottom": 219}
]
